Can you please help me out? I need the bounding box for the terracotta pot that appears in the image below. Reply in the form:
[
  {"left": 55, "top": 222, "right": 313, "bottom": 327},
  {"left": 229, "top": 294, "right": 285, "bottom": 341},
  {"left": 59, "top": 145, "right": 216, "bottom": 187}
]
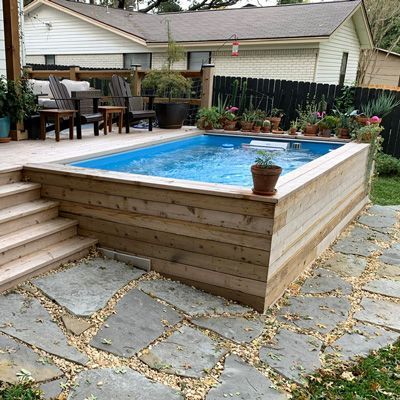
[
  {"left": 261, "top": 126, "right": 271, "bottom": 133},
  {"left": 251, "top": 165, "right": 282, "bottom": 196},
  {"left": 304, "top": 124, "right": 319, "bottom": 136},
  {"left": 319, "top": 128, "right": 332, "bottom": 137},
  {"left": 224, "top": 121, "right": 237, "bottom": 131},
  {"left": 252, "top": 126, "right": 262, "bottom": 133},
  {"left": 204, "top": 122, "right": 213, "bottom": 131},
  {"left": 241, "top": 121, "right": 254, "bottom": 132},
  {"left": 269, "top": 117, "right": 281, "bottom": 130},
  {"left": 337, "top": 128, "right": 350, "bottom": 139},
  {"left": 356, "top": 116, "right": 369, "bottom": 126},
  {"left": 289, "top": 127, "right": 297, "bottom": 135}
]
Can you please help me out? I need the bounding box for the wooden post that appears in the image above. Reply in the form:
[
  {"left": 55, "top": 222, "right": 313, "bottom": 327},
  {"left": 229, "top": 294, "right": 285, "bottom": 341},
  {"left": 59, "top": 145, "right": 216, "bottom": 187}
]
[
  {"left": 3, "top": 0, "right": 21, "bottom": 80},
  {"left": 200, "top": 64, "right": 215, "bottom": 109},
  {"left": 69, "top": 66, "right": 80, "bottom": 80},
  {"left": 132, "top": 68, "right": 142, "bottom": 96}
]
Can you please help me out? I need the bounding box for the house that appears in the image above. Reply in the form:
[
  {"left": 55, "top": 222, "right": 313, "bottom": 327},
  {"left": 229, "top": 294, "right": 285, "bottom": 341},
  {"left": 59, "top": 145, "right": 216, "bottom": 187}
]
[
  {"left": 24, "top": 0, "right": 373, "bottom": 85},
  {"left": 362, "top": 48, "right": 400, "bottom": 88}
]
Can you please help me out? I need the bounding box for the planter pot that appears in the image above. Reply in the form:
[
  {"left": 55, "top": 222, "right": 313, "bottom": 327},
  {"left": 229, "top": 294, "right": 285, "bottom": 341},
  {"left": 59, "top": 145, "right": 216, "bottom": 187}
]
[
  {"left": 251, "top": 165, "right": 282, "bottom": 196},
  {"left": 304, "top": 124, "right": 319, "bottom": 136},
  {"left": 269, "top": 117, "right": 281, "bottom": 130},
  {"left": 241, "top": 121, "right": 254, "bottom": 132},
  {"left": 25, "top": 115, "right": 41, "bottom": 140},
  {"left": 319, "top": 128, "right": 332, "bottom": 137},
  {"left": 356, "top": 116, "right": 369, "bottom": 126},
  {"left": 337, "top": 128, "right": 350, "bottom": 139},
  {"left": 0, "top": 116, "right": 10, "bottom": 138},
  {"left": 252, "top": 126, "right": 262, "bottom": 133},
  {"left": 261, "top": 126, "right": 271, "bottom": 133},
  {"left": 155, "top": 103, "right": 189, "bottom": 129},
  {"left": 224, "top": 121, "right": 238, "bottom": 131},
  {"left": 289, "top": 127, "right": 297, "bottom": 135}
]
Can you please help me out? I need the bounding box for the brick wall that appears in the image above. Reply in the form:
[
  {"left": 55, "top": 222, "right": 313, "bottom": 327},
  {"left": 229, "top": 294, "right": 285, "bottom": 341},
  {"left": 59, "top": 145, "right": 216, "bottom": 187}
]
[
  {"left": 152, "top": 52, "right": 187, "bottom": 70},
  {"left": 212, "top": 49, "right": 318, "bottom": 81},
  {"left": 26, "top": 55, "right": 45, "bottom": 64}
]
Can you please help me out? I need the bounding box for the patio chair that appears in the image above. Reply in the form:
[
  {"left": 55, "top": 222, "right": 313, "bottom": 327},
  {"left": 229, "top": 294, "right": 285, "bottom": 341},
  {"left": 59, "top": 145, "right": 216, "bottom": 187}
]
[
  {"left": 49, "top": 75, "right": 103, "bottom": 139},
  {"left": 109, "top": 75, "right": 156, "bottom": 133}
]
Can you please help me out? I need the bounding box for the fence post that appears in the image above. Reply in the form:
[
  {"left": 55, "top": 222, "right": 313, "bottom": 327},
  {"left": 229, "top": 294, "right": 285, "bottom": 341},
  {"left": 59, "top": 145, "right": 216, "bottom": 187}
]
[
  {"left": 200, "top": 64, "right": 215, "bottom": 109},
  {"left": 132, "top": 68, "right": 142, "bottom": 96},
  {"left": 69, "top": 66, "right": 80, "bottom": 80}
]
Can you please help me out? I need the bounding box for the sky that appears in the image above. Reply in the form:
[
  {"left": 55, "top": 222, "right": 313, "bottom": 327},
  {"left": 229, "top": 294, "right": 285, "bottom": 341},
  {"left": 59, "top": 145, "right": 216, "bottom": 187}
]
[{"left": 178, "top": 0, "right": 335, "bottom": 9}]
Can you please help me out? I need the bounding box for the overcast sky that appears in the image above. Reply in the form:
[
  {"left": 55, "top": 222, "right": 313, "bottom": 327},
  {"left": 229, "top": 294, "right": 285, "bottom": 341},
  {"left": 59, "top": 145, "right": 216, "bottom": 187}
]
[{"left": 178, "top": 0, "right": 335, "bottom": 9}]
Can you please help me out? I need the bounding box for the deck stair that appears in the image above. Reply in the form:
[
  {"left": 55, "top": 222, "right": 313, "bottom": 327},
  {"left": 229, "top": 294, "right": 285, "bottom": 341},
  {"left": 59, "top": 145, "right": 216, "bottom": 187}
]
[{"left": 0, "top": 169, "right": 97, "bottom": 292}]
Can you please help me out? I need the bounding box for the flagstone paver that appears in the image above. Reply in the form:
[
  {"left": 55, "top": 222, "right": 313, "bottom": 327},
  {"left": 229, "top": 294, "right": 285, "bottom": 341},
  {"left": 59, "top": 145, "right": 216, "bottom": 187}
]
[
  {"left": 206, "top": 355, "right": 288, "bottom": 400},
  {"left": 363, "top": 279, "right": 400, "bottom": 299},
  {"left": 259, "top": 329, "right": 322, "bottom": 385},
  {"left": 347, "top": 225, "right": 392, "bottom": 243},
  {"left": 0, "top": 293, "right": 88, "bottom": 365},
  {"left": 91, "top": 288, "right": 182, "bottom": 357},
  {"left": 39, "top": 378, "right": 67, "bottom": 400},
  {"left": 0, "top": 334, "right": 63, "bottom": 384},
  {"left": 368, "top": 205, "right": 398, "bottom": 218},
  {"left": 333, "top": 237, "right": 379, "bottom": 257},
  {"left": 67, "top": 368, "right": 184, "bottom": 400},
  {"left": 140, "top": 325, "right": 227, "bottom": 378},
  {"left": 300, "top": 268, "right": 352, "bottom": 295},
  {"left": 325, "top": 323, "right": 398, "bottom": 362},
  {"left": 191, "top": 315, "right": 265, "bottom": 344},
  {"left": 33, "top": 258, "right": 145, "bottom": 317},
  {"left": 277, "top": 296, "right": 351, "bottom": 334},
  {"left": 322, "top": 253, "right": 368, "bottom": 278},
  {"left": 358, "top": 207, "right": 397, "bottom": 233},
  {"left": 138, "top": 279, "right": 250, "bottom": 316},
  {"left": 61, "top": 313, "right": 92, "bottom": 335},
  {"left": 376, "top": 263, "right": 400, "bottom": 281},
  {"left": 379, "top": 244, "right": 400, "bottom": 266},
  {"left": 354, "top": 297, "right": 400, "bottom": 332}
]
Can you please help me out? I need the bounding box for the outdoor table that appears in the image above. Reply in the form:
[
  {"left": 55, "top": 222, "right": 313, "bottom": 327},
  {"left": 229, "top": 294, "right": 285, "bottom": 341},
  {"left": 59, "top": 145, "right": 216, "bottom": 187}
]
[
  {"left": 98, "top": 106, "right": 126, "bottom": 135},
  {"left": 39, "top": 109, "right": 75, "bottom": 142}
]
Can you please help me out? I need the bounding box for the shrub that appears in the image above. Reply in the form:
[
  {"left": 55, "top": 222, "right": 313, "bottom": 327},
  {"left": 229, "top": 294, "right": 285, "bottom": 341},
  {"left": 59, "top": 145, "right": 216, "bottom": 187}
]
[
  {"left": 0, "top": 382, "right": 43, "bottom": 400},
  {"left": 376, "top": 153, "right": 400, "bottom": 176}
]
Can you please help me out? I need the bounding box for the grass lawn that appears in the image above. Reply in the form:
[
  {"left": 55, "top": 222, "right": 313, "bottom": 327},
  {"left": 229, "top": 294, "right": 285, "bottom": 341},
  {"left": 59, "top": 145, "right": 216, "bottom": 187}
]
[
  {"left": 293, "top": 340, "right": 400, "bottom": 399},
  {"left": 370, "top": 176, "right": 400, "bottom": 205}
]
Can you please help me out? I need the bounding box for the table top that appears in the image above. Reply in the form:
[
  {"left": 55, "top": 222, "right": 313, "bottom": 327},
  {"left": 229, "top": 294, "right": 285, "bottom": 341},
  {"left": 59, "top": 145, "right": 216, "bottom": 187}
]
[
  {"left": 98, "top": 106, "right": 126, "bottom": 111},
  {"left": 40, "top": 109, "right": 76, "bottom": 114}
]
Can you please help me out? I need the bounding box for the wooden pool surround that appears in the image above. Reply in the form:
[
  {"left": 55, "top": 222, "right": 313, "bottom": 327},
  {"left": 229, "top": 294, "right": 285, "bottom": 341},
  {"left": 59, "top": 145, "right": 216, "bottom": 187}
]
[{"left": 22, "top": 136, "right": 370, "bottom": 312}]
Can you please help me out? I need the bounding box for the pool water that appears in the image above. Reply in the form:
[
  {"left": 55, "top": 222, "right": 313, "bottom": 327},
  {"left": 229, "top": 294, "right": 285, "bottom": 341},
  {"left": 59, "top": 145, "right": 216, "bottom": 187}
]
[{"left": 71, "top": 135, "right": 343, "bottom": 187}]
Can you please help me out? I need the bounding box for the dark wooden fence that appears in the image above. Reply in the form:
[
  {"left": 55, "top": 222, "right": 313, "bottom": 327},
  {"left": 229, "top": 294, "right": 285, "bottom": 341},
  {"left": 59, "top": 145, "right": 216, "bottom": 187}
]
[{"left": 213, "top": 75, "right": 400, "bottom": 158}]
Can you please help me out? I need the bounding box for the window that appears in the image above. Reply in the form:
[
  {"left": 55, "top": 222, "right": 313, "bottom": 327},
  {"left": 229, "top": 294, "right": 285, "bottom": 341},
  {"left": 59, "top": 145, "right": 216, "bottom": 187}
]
[
  {"left": 45, "top": 55, "right": 55, "bottom": 65},
  {"left": 187, "top": 52, "right": 211, "bottom": 71},
  {"left": 123, "top": 53, "right": 152, "bottom": 70},
  {"left": 338, "top": 52, "right": 349, "bottom": 85}
]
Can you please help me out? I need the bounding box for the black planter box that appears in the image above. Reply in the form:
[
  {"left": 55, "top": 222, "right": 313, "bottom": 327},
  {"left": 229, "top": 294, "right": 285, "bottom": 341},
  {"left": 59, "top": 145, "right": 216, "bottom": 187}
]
[{"left": 25, "top": 114, "right": 41, "bottom": 140}]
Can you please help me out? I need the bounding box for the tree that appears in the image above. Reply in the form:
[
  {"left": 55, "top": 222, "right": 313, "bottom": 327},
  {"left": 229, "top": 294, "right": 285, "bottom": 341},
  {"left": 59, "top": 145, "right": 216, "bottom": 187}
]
[
  {"left": 156, "top": 0, "right": 182, "bottom": 13},
  {"left": 358, "top": 0, "right": 400, "bottom": 85}
]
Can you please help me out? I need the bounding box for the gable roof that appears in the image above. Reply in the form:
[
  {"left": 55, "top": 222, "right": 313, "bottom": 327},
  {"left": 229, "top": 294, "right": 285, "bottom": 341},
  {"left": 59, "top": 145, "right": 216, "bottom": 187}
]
[{"left": 25, "top": 0, "right": 369, "bottom": 45}]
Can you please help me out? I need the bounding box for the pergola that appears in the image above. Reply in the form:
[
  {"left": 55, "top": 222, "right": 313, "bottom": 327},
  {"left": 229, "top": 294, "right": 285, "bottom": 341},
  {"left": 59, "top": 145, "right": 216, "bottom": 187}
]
[{"left": 3, "top": 0, "right": 21, "bottom": 80}]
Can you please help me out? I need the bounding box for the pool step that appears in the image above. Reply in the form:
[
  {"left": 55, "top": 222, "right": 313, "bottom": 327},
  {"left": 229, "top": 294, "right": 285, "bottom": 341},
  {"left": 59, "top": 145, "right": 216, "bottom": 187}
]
[
  {"left": 0, "top": 200, "right": 60, "bottom": 236},
  {"left": 0, "top": 218, "right": 78, "bottom": 266},
  {"left": 0, "top": 171, "right": 98, "bottom": 292},
  {"left": 0, "top": 236, "right": 98, "bottom": 292},
  {"left": 0, "top": 182, "right": 41, "bottom": 209}
]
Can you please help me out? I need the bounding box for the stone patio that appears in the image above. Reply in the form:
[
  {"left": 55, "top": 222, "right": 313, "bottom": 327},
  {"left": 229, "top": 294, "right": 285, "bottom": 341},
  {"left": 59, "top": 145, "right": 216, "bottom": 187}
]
[{"left": 0, "top": 204, "right": 399, "bottom": 399}]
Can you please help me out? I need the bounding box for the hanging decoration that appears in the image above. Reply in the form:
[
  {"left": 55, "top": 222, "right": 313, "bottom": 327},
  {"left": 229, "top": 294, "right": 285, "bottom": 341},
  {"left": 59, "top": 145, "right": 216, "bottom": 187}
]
[{"left": 232, "top": 35, "right": 239, "bottom": 57}]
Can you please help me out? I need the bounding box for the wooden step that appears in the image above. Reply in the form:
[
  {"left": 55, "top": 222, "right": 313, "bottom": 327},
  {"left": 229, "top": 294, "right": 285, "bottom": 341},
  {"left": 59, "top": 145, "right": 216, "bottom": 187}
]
[
  {"left": 0, "top": 236, "right": 98, "bottom": 292},
  {"left": 0, "top": 168, "right": 22, "bottom": 185},
  {"left": 0, "top": 200, "right": 59, "bottom": 236},
  {"left": 0, "top": 182, "right": 41, "bottom": 209},
  {"left": 0, "top": 218, "right": 78, "bottom": 266}
]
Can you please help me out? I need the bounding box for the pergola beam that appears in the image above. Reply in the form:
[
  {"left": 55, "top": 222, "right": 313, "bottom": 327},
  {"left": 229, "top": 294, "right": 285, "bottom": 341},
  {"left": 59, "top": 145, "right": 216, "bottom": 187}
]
[{"left": 3, "top": 0, "right": 21, "bottom": 80}]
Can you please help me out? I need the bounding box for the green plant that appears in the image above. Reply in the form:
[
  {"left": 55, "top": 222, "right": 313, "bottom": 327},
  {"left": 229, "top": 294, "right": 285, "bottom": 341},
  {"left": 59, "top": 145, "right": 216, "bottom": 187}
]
[
  {"left": 197, "top": 107, "right": 221, "bottom": 128},
  {"left": 0, "top": 77, "right": 37, "bottom": 123},
  {"left": 269, "top": 108, "right": 284, "bottom": 118},
  {"left": 335, "top": 85, "right": 355, "bottom": 112},
  {"left": 254, "top": 150, "right": 276, "bottom": 168},
  {"left": 0, "top": 381, "right": 43, "bottom": 400},
  {"left": 334, "top": 109, "right": 353, "bottom": 129},
  {"left": 376, "top": 153, "right": 400, "bottom": 176},
  {"left": 297, "top": 95, "right": 320, "bottom": 128},
  {"left": 361, "top": 93, "right": 400, "bottom": 118},
  {"left": 254, "top": 119, "right": 263, "bottom": 127},
  {"left": 241, "top": 110, "right": 257, "bottom": 122},
  {"left": 224, "top": 111, "right": 236, "bottom": 121},
  {"left": 353, "top": 124, "right": 384, "bottom": 144},
  {"left": 263, "top": 119, "right": 271, "bottom": 127},
  {"left": 318, "top": 115, "right": 338, "bottom": 130},
  {"left": 141, "top": 21, "right": 192, "bottom": 101},
  {"left": 290, "top": 119, "right": 298, "bottom": 129}
]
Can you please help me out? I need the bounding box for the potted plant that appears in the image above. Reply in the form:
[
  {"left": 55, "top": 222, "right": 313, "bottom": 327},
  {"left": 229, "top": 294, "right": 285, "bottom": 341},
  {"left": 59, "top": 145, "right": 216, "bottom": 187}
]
[
  {"left": 268, "top": 108, "right": 284, "bottom": 131},
  {"left": 353, "top": 124, "right": 384, "bottom": 144},
  {"left": 262, "top": 120, "right": 271, "bottom": 133},
  {"left": 318, "top": 115, "right": 338, "bottom": 137},
  {"left": 142, "top": 21, "right": 192, "bottom": 129},
  {"left": 334, "top": 109, "right": 352, "bottom": 139},
  {"left": 252, "top": 119, "right": 262, "bottom": 133},
  {"left": 289, "top": 120, "right": 297, "bottom": 135},
  {"left": 222, "top": 111, "right": 237, "bottom": 131},
  {"left": 251, "top": 150, "right": 282, "bottom": 195},
  {"left": 297, "top": 97, "right": 322, "bottom": 136},
  {"left": 0, "top": 78, "right": 10, "bottom": 142},
  {"left": 240, "top": 111, "right": 255, "bottom": 132},
  {"left": 196, "top": 107, "right": 221, "bottom": 131},
  {"left": 360, "top": 93, "right": 400, "bottom": 123},
  {"left": 303, "top": 112, "right": 319, "bottom": 136}
]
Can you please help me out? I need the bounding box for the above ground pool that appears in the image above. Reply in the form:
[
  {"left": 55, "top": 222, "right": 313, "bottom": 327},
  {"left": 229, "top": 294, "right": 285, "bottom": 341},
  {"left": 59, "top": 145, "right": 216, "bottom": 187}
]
[{"left": 71, "top": 134, "right": 343, "bottom": 187}]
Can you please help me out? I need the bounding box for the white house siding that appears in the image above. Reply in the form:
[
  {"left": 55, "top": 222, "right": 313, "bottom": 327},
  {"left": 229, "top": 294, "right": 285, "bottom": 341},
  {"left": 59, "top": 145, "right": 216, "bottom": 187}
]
[
  {"left": 212, "top": 48, "right": 318, "bottom": 81},
  {"left": 24, "top": 5, "right": 147, "bottom": 56},
  {"left": 315, "top": 17, "right": 360, "bottom": 85},
  {"left": 0, "top": 0, "right": 6, "bottom": 76}
]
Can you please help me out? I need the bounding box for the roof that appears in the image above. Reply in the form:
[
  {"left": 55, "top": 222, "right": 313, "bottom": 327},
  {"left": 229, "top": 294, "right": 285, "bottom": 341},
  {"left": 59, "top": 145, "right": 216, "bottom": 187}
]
[
  {"left": 27, "top": 0, "right": 364, "bottom": 44},
  {"left": 376, "top": 48, "right": 400, "bottom": 57}
]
